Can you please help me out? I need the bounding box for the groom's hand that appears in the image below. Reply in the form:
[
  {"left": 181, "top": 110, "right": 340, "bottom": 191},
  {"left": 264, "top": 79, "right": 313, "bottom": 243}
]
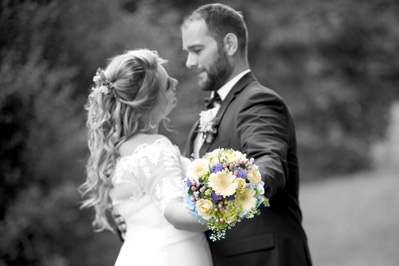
[{"left": 111, "top": 208, "right": 126, "bottom": 241}]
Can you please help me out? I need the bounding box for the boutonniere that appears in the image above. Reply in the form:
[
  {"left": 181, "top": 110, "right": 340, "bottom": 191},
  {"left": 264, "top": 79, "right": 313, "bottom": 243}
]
[{"left": 199, "top": 109, "right": 218, "bottom": 143}]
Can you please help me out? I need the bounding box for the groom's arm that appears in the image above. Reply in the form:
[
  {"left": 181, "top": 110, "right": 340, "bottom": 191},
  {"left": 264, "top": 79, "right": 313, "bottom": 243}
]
[{"left": 236, "top": 89, "right": 290, "bottom": 199}]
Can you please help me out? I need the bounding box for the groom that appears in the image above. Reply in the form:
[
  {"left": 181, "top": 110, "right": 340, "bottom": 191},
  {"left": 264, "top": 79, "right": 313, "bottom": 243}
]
[{"left": 182, "top": 3, "right": 312, "bottom": 266}]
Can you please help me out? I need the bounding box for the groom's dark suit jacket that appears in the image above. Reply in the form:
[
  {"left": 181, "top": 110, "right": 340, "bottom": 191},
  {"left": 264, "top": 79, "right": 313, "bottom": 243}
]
[{"left": 184, "top": 72, "right": 312, "bottom": 266}]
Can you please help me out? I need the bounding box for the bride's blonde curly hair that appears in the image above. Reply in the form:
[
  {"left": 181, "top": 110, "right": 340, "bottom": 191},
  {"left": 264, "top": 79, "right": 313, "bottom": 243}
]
[{"left": 80, "top": 49, "right": 167, "bottom": 231}]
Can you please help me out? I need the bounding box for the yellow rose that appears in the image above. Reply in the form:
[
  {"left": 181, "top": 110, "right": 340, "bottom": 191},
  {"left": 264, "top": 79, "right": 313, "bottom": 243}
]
[
  {"left": 210, "top": 149, "right": 223, "bottom": 158},
  {"left": 247, "top": 169, "right": 261, "bottom": 184},
  {"left": 225, "top": 151, "right": 245, "bottom": 165},
  {"left": 196, "top": 199, "right": 215, "bottom": 220},
  {"left": 234, "top": 178, "right": 247, "bottom": 193},
  {"left": 210, "top": 157, "right": 220, "bottom": 166},
  {"left": 223, "top": 208, "right": 238, "bottom": 224}
]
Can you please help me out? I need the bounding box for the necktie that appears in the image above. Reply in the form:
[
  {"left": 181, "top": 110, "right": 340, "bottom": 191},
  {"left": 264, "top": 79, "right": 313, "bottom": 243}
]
[{"left": 204, "top": 92, "right": 222, "bottom": 109}]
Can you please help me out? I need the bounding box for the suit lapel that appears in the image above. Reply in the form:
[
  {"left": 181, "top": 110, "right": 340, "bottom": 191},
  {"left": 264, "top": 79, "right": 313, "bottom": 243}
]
[{"left": 199, "top": 72, "right": 255, "bottom": 155}]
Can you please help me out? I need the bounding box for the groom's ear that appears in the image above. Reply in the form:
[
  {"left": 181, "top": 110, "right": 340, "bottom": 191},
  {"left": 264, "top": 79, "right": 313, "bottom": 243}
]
[{"left": 223, "top": 33, "right": 238, "bottom": 56}]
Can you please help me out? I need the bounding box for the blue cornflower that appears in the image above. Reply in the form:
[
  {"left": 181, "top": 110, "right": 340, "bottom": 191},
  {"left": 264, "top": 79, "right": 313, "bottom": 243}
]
[
  {"left": 237, "top": 169, "right": 247, "bottom": 178},
  {"left": 186, "top": 177, "right": 192, "bottom": 187},
  {"left": 211, "top": 191, "right": 219, "bottom": 203},
  {"left": 232, "top": 167, "right": 247, "bottom": 178},
  {"left": 211, "top": 163, "right": 223, "bottom": 173},
  {"left": 227, "top": 195, "right": 235, "bottom": 200}
]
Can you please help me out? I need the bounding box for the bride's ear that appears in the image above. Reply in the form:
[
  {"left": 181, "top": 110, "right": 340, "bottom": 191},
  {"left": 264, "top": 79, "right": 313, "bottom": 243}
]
[{"left": 223, "top": 33, "right": 238, "bottom": 56}]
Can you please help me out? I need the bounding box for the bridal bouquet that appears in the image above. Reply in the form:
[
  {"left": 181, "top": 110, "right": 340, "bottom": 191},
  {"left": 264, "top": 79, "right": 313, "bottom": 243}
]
[{"left": 184, "top": 148, "right": 269, "bottom": 241}]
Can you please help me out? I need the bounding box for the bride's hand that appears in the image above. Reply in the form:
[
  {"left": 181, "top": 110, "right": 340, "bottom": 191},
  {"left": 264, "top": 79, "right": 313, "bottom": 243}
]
[{"left": 164, "top": 197, "right": 208, "bottom": 233}]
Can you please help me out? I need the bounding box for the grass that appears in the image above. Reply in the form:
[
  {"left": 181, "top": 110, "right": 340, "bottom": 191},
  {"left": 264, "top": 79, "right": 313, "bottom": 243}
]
[{"left": 300, "top": 169, "right": 399, "bottom": 266}]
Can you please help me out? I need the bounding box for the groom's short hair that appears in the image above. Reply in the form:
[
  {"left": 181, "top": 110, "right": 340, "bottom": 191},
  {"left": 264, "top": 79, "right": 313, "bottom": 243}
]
[{"left": 183, "top": 3, "right": 248, "bottom": 54}]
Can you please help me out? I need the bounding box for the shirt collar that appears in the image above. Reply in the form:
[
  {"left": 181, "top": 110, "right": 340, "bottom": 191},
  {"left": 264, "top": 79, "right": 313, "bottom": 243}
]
[{"left": 211, "top": 69, "right": 251, "bottom": 101}]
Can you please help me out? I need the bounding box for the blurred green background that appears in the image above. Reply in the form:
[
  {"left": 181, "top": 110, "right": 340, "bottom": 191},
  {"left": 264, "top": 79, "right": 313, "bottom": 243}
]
[{"left": 1, "top": 0, "right": 398, "bottom": 265}]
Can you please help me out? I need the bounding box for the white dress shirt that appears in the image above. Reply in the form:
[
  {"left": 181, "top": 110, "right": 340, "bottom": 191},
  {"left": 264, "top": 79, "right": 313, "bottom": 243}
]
[{"left": 193, "top": 69, "right": 251, "bottom": 158}]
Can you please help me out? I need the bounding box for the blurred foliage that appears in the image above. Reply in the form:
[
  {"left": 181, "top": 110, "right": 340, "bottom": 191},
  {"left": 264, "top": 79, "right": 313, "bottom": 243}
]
[
  {"left": 372, "top": 102, "right": 399, "bottom": 170},
  {"left": 0, "top": 0, "right": 398, "bottom": 265}
]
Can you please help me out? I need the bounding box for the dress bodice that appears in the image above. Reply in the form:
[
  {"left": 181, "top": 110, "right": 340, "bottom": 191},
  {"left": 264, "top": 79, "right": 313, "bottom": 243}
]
[{"left": 110, "top": 137, "right": 195, "bottom": 244}]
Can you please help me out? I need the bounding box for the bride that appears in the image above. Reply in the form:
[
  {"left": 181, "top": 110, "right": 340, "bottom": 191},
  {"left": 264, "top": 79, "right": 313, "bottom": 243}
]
[{"left": 80, "top": 49, "right": 213, "bottom": 266}]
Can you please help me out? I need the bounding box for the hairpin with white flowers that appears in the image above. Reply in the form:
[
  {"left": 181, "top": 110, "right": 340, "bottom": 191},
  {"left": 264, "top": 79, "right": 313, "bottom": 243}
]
[{"left": 92, "top": 68, "right": 115, "bottom": 97}]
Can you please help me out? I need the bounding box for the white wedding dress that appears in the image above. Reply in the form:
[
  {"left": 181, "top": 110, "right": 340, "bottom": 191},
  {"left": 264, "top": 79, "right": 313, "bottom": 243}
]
[{"left": 110, "top": 137, "right": 213, "bottom": 266}]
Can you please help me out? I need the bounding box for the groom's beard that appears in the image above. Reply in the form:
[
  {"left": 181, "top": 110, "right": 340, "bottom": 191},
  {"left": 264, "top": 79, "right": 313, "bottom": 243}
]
[{"left": 201, "top": 49, "right": 233, "bottom": 92}]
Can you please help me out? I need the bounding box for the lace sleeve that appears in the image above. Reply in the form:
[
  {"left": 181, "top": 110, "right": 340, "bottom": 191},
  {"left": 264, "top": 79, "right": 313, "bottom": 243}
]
[
  {"left": 141, "top": 138, "right": 184, "bottom": 214},
  {"left": 180, "top": 156, "right": 191, "bottom": 177}
]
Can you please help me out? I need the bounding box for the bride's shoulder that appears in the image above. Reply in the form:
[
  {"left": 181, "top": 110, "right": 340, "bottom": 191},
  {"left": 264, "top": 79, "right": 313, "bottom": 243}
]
[{"left": 119, "top": 134, "right": 175, "bottom": 157}]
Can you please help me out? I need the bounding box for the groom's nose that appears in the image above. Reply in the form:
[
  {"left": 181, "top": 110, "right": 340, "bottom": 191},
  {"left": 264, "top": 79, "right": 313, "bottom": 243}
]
[{"left": 185, "top": 53, "right": 197, "bottom": 69}]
